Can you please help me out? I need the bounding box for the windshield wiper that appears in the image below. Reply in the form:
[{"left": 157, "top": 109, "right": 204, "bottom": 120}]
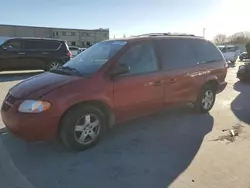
[
  {"left": 50, "top": 66, "right": 81, "bottom": 76},
  {"left": 62, "top": 66, "right": 81, "bottom": 76}
]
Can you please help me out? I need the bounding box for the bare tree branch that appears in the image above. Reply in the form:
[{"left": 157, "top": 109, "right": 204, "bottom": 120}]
[{"left": 213, "top": 34, "right": 227, "bottom": 45}]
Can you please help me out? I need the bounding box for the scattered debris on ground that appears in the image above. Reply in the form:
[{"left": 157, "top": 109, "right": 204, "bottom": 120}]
[{"left": 212, "top": 123, "right": 244, "bottom": 143}]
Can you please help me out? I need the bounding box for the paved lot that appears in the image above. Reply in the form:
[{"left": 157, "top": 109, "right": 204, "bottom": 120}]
[{"left": 1, "top": 65, "right": 250, "bottom": 188}]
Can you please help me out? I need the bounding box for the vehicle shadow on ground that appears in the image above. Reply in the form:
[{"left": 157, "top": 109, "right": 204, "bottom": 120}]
[
  {"left": 0, "top": 71, "right": 43, "bottom": 82},
  {"left": 0, "top": 108, "right": 214, "bottom": 188},
  {"left": 231, "top": 81, "right": 250, "bottom": 124}
]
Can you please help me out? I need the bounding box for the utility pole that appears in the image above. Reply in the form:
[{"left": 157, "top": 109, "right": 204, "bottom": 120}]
[{"left": 203, "top": 28, "right": 206, "bottom": 38}]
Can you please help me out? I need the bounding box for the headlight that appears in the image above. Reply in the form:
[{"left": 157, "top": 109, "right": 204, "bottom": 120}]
[{"left": 18, "top": 100, "right": 51, "bottom": 113}]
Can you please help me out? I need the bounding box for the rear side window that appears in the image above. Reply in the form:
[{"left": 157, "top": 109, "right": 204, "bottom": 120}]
[
  {"left": 156, "top": 38, "right": 196, "bottom": 70},
  {"left": 24, "top": 40, "right": 61, "bottom": 50},
  {"left": 117, "top": 43, "right": 158, "bottom": 75},
  {"left": 190, "top": 39, "right": 223, "bottom": 63}
]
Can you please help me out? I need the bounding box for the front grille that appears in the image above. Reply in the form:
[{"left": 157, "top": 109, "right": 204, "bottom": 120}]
[
  {"left": 1, "top": 103, "right": 11, "bottom": 112},
  {"left": 5, "top": 94, "right": 18, "bottom": 104}
]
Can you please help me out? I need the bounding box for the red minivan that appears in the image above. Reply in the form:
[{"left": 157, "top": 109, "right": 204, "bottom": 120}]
[{"left": 1, "top": 34, "right": 227, "bottom": 150}]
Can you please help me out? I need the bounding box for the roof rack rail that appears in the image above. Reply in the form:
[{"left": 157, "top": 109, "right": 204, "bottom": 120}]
[
  {"left": 136, "top": 32, "right": 196, "bottom": 37},
  {"left": 136, "top": 33, "right": 171, "bottom": 37},
  {"left": 171, "top": 33, "right": 196, "bottom": 37}
]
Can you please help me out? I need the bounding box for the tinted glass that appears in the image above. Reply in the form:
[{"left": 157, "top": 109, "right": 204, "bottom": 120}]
[
  {"left": 69, "top": 47, "right": 79, "bottom": 51},
  {"left": 227, "top": 46, "right": 236, "bottom": 52},
  {"left": 117, "top": 43, "right": 158, "bottom": 75},
  {"left": 221, "top": 47, "right": 227, "bottom": 53},
  {"left": 2, "top": 40, "right": 22, "bottom": 50},
  {"left": 25, "top": 40, "right": 61, "bottom": 50},
  {"left": 190, "top": 39, "right": 223, "bottom": 63},
  {"left": 157, "top": 38, "right": 196, "bottom": 70},
  {"left": 63, "top": 40, "right": 126, "bottom": 76}
]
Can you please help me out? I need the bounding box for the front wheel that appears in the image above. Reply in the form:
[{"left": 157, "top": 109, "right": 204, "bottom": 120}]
[
  {"left": 59, "top": 105, "right": 106, "bottom": 151},
  {"left": 194, "top": 86, "right": 216, "bottom": 113}
]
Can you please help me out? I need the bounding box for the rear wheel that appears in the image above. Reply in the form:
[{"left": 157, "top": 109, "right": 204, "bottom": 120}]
[
  {"left": 59, "top": 105, "right": 106, "bottom": 151},
  {"left": 194, "top": 85, "right": 216, "bottom": 113}
]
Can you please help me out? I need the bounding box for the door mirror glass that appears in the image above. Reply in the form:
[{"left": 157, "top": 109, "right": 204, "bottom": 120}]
[{"left": 109, "top": 64, "right": 130, "bottom": 76}]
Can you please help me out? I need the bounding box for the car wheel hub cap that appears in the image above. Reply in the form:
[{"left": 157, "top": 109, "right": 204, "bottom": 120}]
[
  {"left": 50, "top": 62, "right": 59, "bottom": 69},
  {"left": 74, "top": 114, "right": 100, "bottom": 145},
  {"left": 202, "top": 90, "right": 214, "bottom": 110}
]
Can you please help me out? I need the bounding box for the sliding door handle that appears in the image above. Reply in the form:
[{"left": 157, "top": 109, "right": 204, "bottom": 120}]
[
  {"left": 18, "top": 52, "right": 26, "bottom": 55},
  {"left": 154, "top": 80, "right": 164, "bottom": 86}
]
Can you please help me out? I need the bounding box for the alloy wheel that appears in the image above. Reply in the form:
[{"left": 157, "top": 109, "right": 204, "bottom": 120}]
[
  {"left": 201, "top": 90, "right": 214, "bottom": 110},
  {"left": 49, "top": 62, "right": 59, "bottom": 70},
  {"left": 73, "top": 114, "right": 101, "bottom": 145}
]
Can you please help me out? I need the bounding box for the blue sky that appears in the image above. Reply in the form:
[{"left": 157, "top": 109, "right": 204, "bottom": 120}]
[{"left": 0, "top": 0, "right": 249, "bottom": 39}]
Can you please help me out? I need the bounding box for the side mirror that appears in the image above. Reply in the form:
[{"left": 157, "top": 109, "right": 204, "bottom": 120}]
[{"left": 109, "top": 64, "right": 130, "bottom": 76}]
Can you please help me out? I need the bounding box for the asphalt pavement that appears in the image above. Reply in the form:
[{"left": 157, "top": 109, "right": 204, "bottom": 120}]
[{"left": 1, "top": 65, "right": 250, "bottom": 188}]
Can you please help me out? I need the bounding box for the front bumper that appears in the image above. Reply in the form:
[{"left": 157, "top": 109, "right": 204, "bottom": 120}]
[{"left": 1, "top": 101, "right": 60, "bottom": 141}]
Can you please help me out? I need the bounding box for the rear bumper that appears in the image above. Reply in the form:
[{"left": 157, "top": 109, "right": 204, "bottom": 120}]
[{"left": 217, "top": 81, "right": 227, "bottom": 94}]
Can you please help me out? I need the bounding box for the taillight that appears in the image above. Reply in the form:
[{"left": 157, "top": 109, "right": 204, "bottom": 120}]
[
  {"left": 67, "top": 50, "right": 72, "bottom": 58},
  {"left": 224, "top": 61, "right": 228, "bottom": 72}
]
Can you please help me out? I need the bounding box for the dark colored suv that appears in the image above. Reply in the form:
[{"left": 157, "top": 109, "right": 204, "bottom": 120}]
[
  {"left": 0, "top": 37, "right": 72, "bottom": 71},
  {"left": 1, "top": 33, "right": 227, "bottom": 150}
]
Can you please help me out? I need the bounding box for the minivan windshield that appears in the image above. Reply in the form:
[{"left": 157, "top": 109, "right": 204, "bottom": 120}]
[{"left": 63, "top": 40, "right": 127, "bottom": 76}]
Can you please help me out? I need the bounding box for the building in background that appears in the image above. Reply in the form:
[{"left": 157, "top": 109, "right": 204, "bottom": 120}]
[{"left": 0, "top": 24, "right": 109, "bottom": 47}]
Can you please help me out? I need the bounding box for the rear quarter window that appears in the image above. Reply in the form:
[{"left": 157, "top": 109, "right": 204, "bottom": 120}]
[{"left": 190, "top": 39, "right": 224, "bottom": 63}]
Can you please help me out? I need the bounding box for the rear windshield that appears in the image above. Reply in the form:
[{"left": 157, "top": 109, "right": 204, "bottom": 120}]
[
  {"left": 63, "top": 40, "right": 127, "bottom": 76},
  {"left": 69, "top": 47, "right": 79, "bottom": 50}
]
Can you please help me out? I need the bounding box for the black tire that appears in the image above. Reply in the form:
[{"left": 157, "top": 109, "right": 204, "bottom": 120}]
[
  {"left": 194, "top": 85, "right": 216, "bottom": 113},
  {"left": 59, "top": 105, "right": 106, "bottom": 151},
  {"left": 239, "top": 78, "right": 247, "bottom": 82}
]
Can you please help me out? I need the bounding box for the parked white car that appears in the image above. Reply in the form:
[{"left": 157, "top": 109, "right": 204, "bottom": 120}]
[
  {"left": 218, "top": 45, "right": 241, "bottom": 63},
  {"left": 69, "top": 46, "right": 80, "bottom": 58}
]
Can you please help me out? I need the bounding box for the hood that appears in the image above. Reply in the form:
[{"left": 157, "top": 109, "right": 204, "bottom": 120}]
[{"left": 9, "top": 72, "right": 81, "bottom": 99}]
